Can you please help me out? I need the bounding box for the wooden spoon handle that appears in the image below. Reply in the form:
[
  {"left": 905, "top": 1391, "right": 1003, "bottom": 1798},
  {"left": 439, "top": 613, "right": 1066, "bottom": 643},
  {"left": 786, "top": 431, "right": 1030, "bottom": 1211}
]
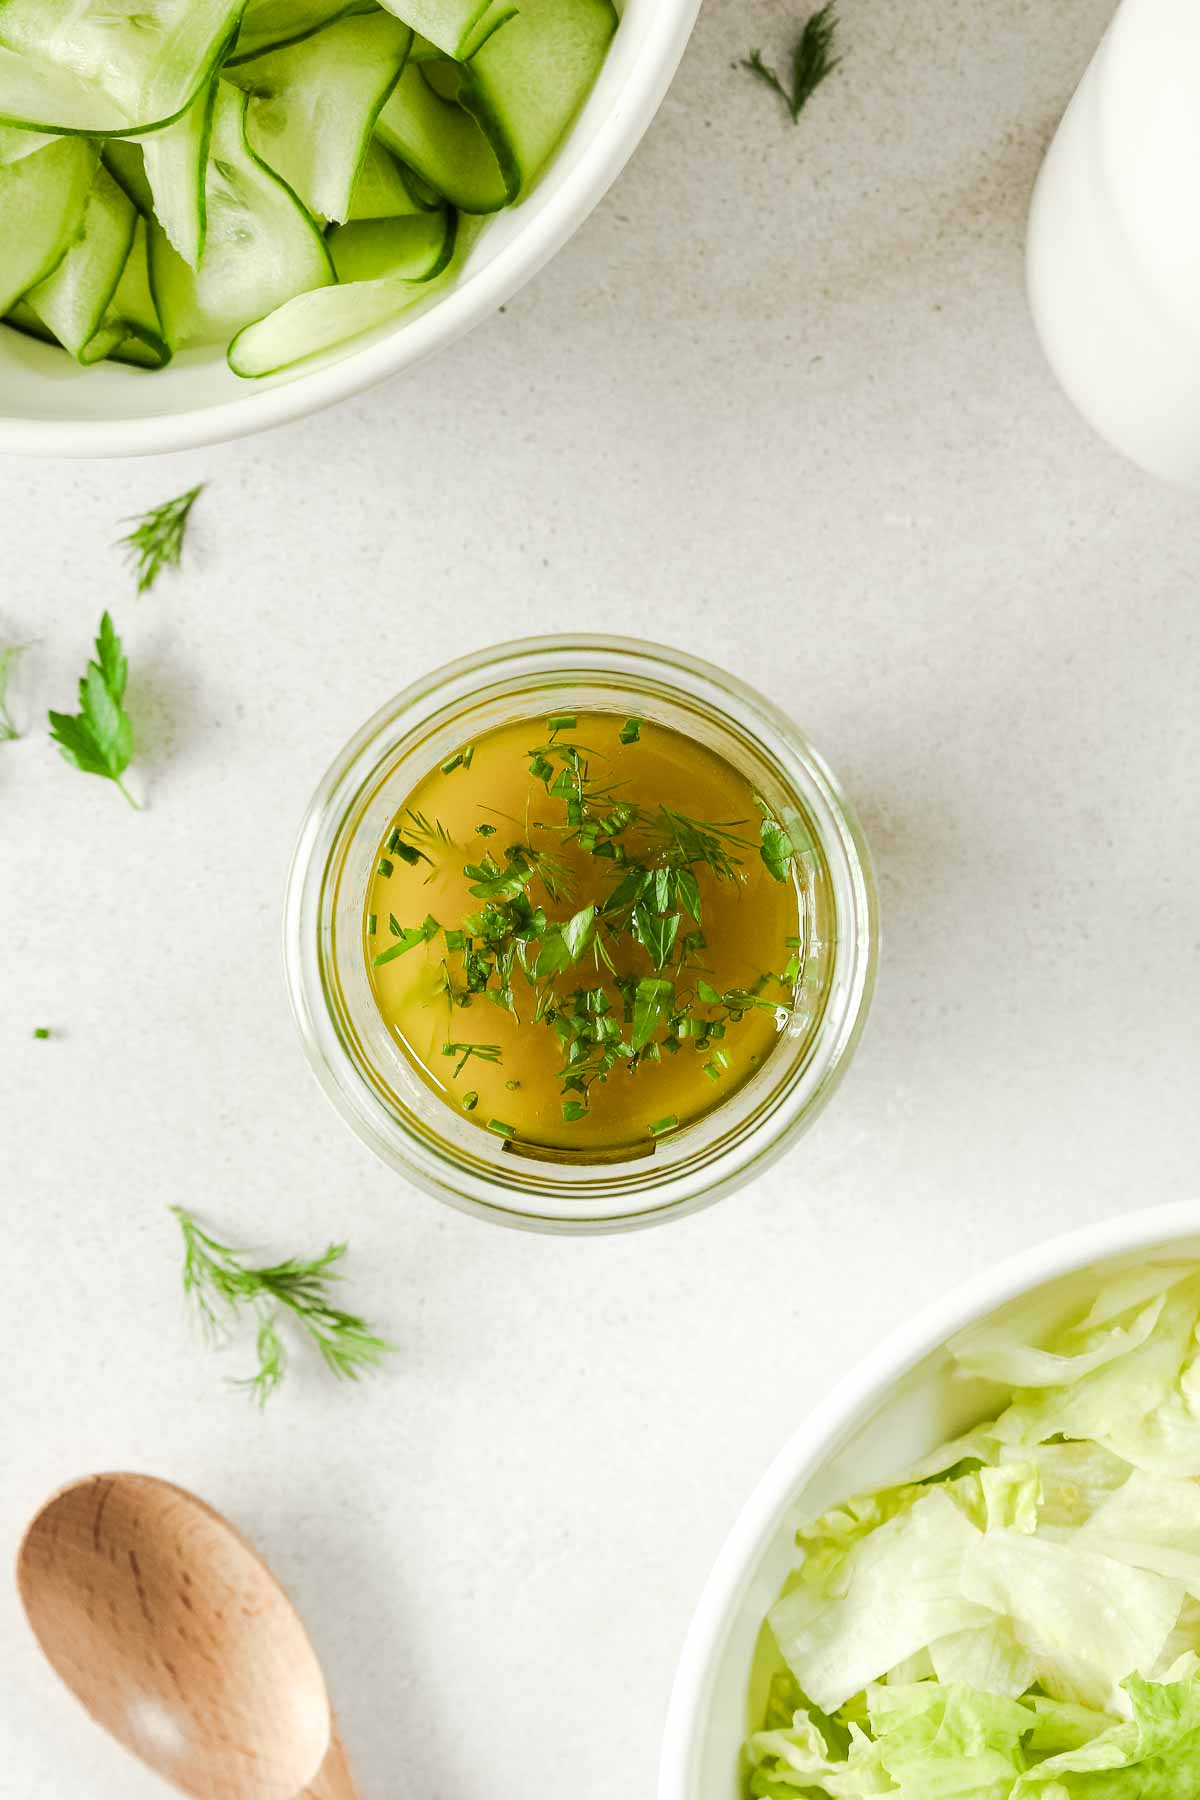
[{"left": 302, "top": 1719, "right": 360, "bottom": 1800}]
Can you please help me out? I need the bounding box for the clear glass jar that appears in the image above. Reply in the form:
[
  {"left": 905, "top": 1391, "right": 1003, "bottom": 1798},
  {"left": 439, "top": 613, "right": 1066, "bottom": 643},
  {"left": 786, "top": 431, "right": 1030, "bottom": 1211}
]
[{"left": 284, "top": 636, "right": 878, "bottom": 1232}]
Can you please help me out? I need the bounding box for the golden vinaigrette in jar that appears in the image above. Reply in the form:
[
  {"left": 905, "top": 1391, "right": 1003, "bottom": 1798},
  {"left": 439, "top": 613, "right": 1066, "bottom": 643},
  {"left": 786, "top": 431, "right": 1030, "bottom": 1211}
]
[{"left": 363, "top": 710, "right": 809, "bottom": 1155}]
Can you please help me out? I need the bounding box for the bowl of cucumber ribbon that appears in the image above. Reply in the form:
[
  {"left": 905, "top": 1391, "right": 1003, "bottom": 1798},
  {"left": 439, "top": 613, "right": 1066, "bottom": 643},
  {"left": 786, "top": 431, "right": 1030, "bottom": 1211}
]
[{"left": 0, "top": 0, "right": 698, "bottom": 455}]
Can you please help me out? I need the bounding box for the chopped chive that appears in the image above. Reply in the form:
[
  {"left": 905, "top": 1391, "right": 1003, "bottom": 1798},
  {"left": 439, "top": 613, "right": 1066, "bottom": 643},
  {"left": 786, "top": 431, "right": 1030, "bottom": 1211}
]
[
  {"left": 367, "top": 913, "right": 378, "bottom": 935},
  {"left": 547, "top": 712, "right": 577, "bottom": 732},
  {"left": 394, "top": 841, "right": 427, "bottom": 867},
  {"left": 462, "top": 1090, "right": 479, "bottom": 1111},
  {"left": 562, "top": 1099, "right": 586, "bottom": 1122},
  {"left": 444, "top": 928, "right": 466, "bottom": 952},
  {"left": 487, "top": 1118, "right": 516, "bottom": 1139},
  {"left": 649, "top": 1114, "right": 679, "bottom": 1137},
  {"left": 373, "top": 914, "right": 439, "bottom": 966},
  {"left": 441, "top": 752, "right": 464, "bottom": 775},
  {"left": 619, "top": 717, "right": 642, "bottom": 744},
  {"left": 785, "top": 935, "right": 803, "bottom": 948},
  {"left": 32, "top": 1027, "right": 50, "bottom": 1040},
  {"left": 387, "top": 827, "right": 402, "bottom": 853},
  {"left": 377, "top": 857, "right": 394, "bottom": 878},
  {"left": 702, "top": 1062, "right": 721, "bottom": 1082},
  {"left": 463, "top": 745, "right": 475, "bottom": 768}
]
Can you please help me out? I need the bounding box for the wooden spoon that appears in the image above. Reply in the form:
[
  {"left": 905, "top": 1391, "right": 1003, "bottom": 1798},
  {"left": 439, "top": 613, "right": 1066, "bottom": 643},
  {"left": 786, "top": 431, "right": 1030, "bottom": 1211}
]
[{"left": 16, "top": 1472, "right": 359, "bottom": 1800}]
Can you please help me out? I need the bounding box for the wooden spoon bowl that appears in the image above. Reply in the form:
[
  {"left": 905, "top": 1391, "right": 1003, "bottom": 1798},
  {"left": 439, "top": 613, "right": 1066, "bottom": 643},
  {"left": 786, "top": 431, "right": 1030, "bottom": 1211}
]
[{"left": 17, "top": 1472, "right": 357, "bottom": 1799}]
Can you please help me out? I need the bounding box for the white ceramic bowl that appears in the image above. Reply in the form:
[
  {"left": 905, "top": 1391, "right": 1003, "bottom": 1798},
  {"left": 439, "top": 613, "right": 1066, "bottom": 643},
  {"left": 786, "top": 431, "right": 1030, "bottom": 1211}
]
[
  {"left": 0, "top": 0, "right": 700, "bottom": 459},
  {"left": 659, "top": 1198, "right": 1200, "bottom": 1800}
]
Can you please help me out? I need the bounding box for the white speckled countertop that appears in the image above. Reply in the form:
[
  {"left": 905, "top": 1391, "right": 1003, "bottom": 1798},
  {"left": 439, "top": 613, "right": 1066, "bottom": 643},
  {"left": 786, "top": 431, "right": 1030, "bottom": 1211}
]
[{"left": 3, "top": 2, "right": 1198, "bottom": 1794}]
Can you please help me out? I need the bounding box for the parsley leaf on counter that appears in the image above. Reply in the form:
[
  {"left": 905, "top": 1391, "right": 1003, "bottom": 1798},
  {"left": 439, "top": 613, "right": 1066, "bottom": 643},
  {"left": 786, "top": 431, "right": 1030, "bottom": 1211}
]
[
  {"left": 172, "top": 1206, "right": 393, "bottom": 1404},
  {"left": 48, "top": 611, "right": 138, "bottom": 808},
  {"left": 744, "top": 3, "right": 841, "bottom": 124},
  {"left": 119, "top": 483, "right": 204, "bottom": 594}
]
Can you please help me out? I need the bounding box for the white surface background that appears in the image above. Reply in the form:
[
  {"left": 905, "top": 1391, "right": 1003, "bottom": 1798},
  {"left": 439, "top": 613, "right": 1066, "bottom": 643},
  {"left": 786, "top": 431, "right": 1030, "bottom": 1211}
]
[{"left": 2, "top": 1, "right": 1198, "bottom": 1795}]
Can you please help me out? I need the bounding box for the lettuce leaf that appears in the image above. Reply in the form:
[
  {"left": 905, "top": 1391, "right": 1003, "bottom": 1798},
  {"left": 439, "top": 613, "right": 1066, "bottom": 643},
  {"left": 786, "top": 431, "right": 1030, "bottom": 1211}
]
[
  {"left": 746, "top": 1262, "right": 1200, "bottom": 1799},
  {"left": 1013, "top": 1674, "right": 1200, "bottom": 1795}
]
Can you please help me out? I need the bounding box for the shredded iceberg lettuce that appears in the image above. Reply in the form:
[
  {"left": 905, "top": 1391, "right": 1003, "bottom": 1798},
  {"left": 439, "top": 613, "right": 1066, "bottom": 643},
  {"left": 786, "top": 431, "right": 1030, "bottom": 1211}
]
[{"left": 744, "top": 1261, "right": 1200, "bottom": 1798}]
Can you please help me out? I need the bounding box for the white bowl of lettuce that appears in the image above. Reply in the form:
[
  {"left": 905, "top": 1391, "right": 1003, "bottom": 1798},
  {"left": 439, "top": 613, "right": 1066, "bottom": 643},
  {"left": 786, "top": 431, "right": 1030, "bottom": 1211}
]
[
  {"left": 0, "top": 0, "right": 699, "bottom": 457},
  {"left": 660, "top": 1200, "right": 1200, "bottom": 1800}
]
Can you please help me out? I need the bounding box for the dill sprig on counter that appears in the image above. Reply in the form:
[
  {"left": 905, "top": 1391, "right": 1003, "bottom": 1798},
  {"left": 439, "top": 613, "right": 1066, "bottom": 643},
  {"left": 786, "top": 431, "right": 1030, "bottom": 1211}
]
[
  {"left": 744, "top": 3, "right": 841, "bottom": 124},
  {"left": 371, "top": 714, "right": 807, "bottom": 1136},
  {"left": 118, "top": 483, "right": 204, "bottom": 595},
  {"left": 172, "top": 1206, "right": 392, "bottom": 1404}
]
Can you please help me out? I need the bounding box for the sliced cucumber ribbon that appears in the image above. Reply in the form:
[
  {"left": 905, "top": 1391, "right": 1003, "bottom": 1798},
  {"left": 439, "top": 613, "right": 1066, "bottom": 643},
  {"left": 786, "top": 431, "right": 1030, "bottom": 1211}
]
[
  {"left": 26, "top": 162, "right": 137, "bottom": 361},
  {"left": 374, "top": 0, "right": 515, "bottom": 62},
  {"left": 0, "top": 135, "right": 96, "bottom": 314},
  {"left": 1, "top": 0, "right": 617, "bottom": 375},
  {"left": 229, "top": 204, "right": 454, "bottom": 375},
  {"left": 227, "top": 0, "right": 377, "bottom": 65},
  {"left": 151, "top": 81, "right": 333, "bottom": 349},
  {"left": 229, "top": 9, "right": 412, "bottom": 224},
  {"left": 0, "top": 0, "right": 247, "bottom": 134}
]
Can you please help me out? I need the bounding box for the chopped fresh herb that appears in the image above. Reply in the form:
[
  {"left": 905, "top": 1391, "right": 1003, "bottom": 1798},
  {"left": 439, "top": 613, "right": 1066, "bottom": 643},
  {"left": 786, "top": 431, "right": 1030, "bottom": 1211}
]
[
  {"left": 32, "top": 1027, "right": 50, "bottom": 1040},
  {"left": 118, "top": 484, "right": 204, "bottom": 595},
  {"left": 462, "top": 1090, "right": 479, "bottom": 1111},
  {"left": 393, "top": 840, "right": 430, "bottom": 867},
  {"left": 562, "top": 1099, "right": 587, "bottom": 1122},
  {"left": 633, "top": 901, "right": 681, "bottom": 970},
  {"left": 475, "top": 823, "right": 497, "bottom": 838},
  {"left": 373, "top": 914, "right": 439, "bottom": 966},
  {"left": 533, "top": 903, "right": 596, "bottom": 977},
  {"left": 377, "top": 857, "right": 394, "bottom": 879},
  {"left": 406, "top": 809, "right": 455, "bottom": 848},
  {"left": 547, "top": 712, "right": 577, "bottom": 733},
  {"left": 0, "top": 644, "right": 26, "bottom": 740},
  {"left": 759, "top": 808, "right": 800, "bottom": 882},
  {"left": 171, "top": 1204, "right": 391, "bottom": 1404},
  {"left": 632, "top": 977, "right": 674, "bottom": 1053},
  {"left": 649, "top": 1115, "right": 679, "bottom": 1137},
  {"left": 646, "top": 806, "right": 750, "bottom": 883},
  {"left": 619, "top": 717, "right": 642, "bottom": 744},
  {"left": 744, "top": 2, "right": 841, "bottom": 125},
  {"left": 441, "top": 1040, "right": 502, "bottom": 1077},
  {"left": 486, "top": 1118, "right": 516, "bottom": 1139},
  {"left": 48, "top": 612, "right": 138, "bottom": 808},
  {"left": 367, "top": 913, "right": 378, "bottom": 935},
  {"left": 441, "top": 752, "right": 465, "bottom": 775}
]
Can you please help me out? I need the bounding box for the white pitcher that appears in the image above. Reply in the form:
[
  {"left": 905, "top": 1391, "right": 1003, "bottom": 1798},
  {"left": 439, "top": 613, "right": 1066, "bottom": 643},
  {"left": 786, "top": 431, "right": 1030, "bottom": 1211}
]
[{"left": 1028, "top": 0, "right": 1200, "bottom": 487}]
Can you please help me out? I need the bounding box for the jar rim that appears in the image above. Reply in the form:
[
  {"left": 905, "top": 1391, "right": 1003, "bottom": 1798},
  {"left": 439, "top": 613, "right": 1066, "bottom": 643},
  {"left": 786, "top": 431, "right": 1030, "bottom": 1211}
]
[{"left": 283, "top": 634, "right": 879, "bottom": 1233}]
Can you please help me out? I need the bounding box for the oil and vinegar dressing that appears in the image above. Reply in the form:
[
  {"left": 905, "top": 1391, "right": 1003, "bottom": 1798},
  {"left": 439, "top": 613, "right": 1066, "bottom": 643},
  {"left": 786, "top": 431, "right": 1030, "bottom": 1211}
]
[{"left": 364, "top": 710, "right": 807, "bottom": 1155}]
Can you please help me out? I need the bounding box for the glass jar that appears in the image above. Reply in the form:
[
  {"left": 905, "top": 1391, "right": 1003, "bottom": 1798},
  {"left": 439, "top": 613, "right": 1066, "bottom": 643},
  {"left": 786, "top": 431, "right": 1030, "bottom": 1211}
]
[{"left": 284, "top": 636, "right": 878, "bottom": 1232}]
